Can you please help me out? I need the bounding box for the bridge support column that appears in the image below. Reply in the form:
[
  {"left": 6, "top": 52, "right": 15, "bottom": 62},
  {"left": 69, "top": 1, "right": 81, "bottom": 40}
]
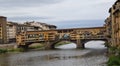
[
  {"left": 17, "top": 45, "right": 29, "bottom": 49},
  {"left": 76, "top": 39, "right": 85, "bottom": 49},
  {"left": 45, "top": 41, "right": 53, "bottom": 49},
  {"left": 14, "top": 44, "right": 19, "bottom": 49}
]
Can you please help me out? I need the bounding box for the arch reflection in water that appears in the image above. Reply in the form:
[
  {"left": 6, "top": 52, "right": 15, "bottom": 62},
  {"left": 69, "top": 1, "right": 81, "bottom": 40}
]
[{"left": 55, "top": 43, "right": 77, "bottom": 49}]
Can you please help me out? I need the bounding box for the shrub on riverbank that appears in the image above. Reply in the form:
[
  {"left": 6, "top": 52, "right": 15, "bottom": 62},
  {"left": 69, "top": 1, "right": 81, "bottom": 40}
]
[
  {"left": 0, "top": 48, "right": 26, "bottom": 54},
  {"left": 0, "top": 49, "right": 7, "bottom": 54},
  {"left": 107, "top": 46, "right": 120, "bottom": 66},
  {"left": 107, "top": 55, "right": 120, "bottom": 66},
  {"left": 8, "top": 48, "right": 25, "bottom": 52}
]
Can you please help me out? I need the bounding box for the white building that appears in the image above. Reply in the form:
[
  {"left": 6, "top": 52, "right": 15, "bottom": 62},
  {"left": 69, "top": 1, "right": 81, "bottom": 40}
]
[
  {"left": 7, "top": 22, "right": 17, "bottom": 42},
  {"left": 24, "top": 21, "right": 57, "bottom": 30}
]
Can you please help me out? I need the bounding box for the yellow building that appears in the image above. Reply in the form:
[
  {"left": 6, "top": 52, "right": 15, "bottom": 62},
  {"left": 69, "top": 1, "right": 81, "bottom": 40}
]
[
  {"left": 105, "top": 17, "right": 112, "bottom": 46},
  {"left": 0, "top": 16, "right": 8, "bottom": 44},
  {"left": 106, "top": 0, "right": 120, "bottom": 48}
]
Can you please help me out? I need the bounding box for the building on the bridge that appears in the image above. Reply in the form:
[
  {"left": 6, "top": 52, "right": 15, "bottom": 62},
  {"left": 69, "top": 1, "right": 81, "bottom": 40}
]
[
  {"left": 7, "top": 22, "right": 28, "bottom": 43},
  {"left": 0, "top": 16, "right": 8, "bottom": 44},
  {"left": 16, "top": 24, "right": 42, "bottom": 34},
  {"left": 24, "top": 21, "right": 57, "bottom": 30},
  {"left": 7, "top": 22, "right": 42, "bottom": 42},
  {"left": 26, "top": 25, "right": 42, "bottom": 31},
  {"left": 106, "top": 0, "right": 120, "bottom": 48},
  {"left": 6, "top": 19, "right": 56, "bottom": 43}
]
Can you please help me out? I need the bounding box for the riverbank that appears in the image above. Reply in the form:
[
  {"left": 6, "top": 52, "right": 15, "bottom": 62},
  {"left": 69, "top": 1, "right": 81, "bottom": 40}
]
[
  {"left": 0, "top": 43, "right": 45, "bottom": 54},
  {"left": 0, "top": 48, "right": 26, "bottom": 54},
  {"left": 107, "top": 46, "right": 120, "bottom": 66},
  {"left": 0, "top": 44, "right": 15, "bottom": 49},
  {"left": 0, "top": 44, "right": 15, "bottom": 54},
  {"left": 0, "top": 43, "right": 27, "bottom": 54}
]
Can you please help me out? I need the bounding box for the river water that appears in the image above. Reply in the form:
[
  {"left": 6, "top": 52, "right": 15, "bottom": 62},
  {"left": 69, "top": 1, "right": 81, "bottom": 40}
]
[{"left": 0, "top": 41, "right": 108, "bottom": 66}]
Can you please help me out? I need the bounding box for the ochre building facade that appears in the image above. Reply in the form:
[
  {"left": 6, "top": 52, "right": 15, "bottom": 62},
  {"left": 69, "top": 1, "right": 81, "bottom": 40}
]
[
  {"left": 105, "top": 0, "right": 120, "bottom": 48},
  {"left": 0, "top": 16, "right": 8, "bottom": 44},
  {"left": 16, "top": 27, "right": 106, "bottom": 49}
]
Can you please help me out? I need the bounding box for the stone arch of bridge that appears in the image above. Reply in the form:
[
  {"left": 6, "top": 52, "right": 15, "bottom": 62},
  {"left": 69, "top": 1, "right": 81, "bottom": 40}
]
[{"left": 50, "top": 40, "right": 77, "bottom": 49}]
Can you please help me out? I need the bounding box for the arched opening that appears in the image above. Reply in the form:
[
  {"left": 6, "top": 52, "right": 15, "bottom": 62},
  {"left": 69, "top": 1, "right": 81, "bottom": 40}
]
[
  {"left": 84, "top": 40, "right": 106, "bottom": 49},
  {"left": 54, "top": 41, "right": 77, "bottom": 49},
  {"left": 28, "top": 43, "right": 44, "bottom": 49}
]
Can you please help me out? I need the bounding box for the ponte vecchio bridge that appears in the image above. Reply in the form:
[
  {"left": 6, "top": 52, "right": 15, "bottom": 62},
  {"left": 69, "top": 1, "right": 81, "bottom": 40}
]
[{"left": 16, "top": 27, "right": 107, "bottom": 49}]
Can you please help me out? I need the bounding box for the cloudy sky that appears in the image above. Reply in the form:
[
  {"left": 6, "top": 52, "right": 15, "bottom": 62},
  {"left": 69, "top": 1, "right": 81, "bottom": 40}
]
[{"left": 0, "top": 0, "right": 116, "bottom": 28}]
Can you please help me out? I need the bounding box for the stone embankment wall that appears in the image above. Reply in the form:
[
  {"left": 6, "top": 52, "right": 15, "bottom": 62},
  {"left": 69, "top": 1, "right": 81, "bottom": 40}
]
[{"left": 0, "top": 44, "right": 15, "bottom": 49}]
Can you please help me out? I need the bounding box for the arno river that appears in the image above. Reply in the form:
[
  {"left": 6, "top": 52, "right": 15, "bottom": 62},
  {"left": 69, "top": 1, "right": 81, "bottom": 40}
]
[{"left": 0, "top": 41, "right": 108, "bottom": 66}]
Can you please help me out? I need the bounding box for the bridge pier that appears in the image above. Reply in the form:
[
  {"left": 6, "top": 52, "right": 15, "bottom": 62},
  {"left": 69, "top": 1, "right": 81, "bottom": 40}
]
[
  {"left": 17, "top": 45, "right": 29, "bottom": 49},
  {"left": 76, "top": 39, "right": 85, "bottom": 49},
  {"left": 45, "top": 41, "right": 54, "bottom": 49}
]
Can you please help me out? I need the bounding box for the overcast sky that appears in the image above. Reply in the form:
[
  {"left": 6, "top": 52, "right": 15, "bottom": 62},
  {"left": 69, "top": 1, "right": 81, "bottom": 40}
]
[{"left": 0, "top": 0, "right": 116, "bottom": 28}]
